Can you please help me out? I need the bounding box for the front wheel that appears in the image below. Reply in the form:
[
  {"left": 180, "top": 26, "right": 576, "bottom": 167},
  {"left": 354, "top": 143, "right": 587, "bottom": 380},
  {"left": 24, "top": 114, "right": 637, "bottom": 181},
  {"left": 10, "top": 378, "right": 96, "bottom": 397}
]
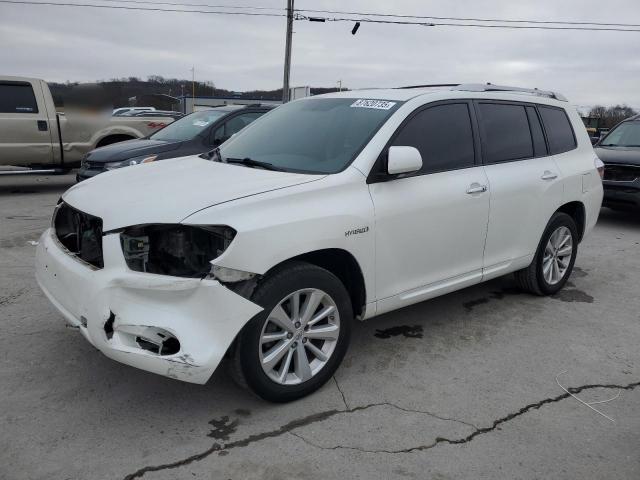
[
  {"left": 231, "top": 261, "right": 352, "bottom": 402},
  {"left": 515, "top": 212, "right": 578, "bottom": 295}
]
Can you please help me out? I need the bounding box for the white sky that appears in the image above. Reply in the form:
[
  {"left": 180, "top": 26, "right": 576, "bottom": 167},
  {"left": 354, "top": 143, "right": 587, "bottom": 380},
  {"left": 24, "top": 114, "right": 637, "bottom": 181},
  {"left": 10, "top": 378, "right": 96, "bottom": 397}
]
[{"left": 1, "top": 0, "right": 640, "bottom": 109}]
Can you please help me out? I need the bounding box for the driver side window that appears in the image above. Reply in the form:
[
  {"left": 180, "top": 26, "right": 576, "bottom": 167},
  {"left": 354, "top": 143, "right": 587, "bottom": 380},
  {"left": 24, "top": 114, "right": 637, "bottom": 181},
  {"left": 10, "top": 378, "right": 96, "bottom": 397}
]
[
  {"left": 391, "top": 103, "right": 475, "bottom": 175},
  {"left": 210, "top": 112, "right": 262, "bottom": 146}
]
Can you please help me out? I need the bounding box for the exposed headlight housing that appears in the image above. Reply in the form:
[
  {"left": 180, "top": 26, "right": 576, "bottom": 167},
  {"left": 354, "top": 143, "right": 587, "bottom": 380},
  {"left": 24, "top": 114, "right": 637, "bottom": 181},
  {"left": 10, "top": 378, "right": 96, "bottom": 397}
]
[
  {"left": 120, "top": 224, "right": 235, "bottom": 277},
  {"left": 105, "top": 154, "right": 158, "bottom": 170}
]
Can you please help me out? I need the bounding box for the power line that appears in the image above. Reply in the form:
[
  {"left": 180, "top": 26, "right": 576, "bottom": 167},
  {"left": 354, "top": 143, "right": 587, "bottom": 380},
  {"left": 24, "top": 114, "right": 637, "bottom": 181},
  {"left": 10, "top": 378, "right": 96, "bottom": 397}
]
[
  {"left": 315, "top": 15, "right": 640, "bottom": 32},
  {"left": 296, "top": 8, "right": 640, "bottom": 29},
  {"left": 94, "top": 0, "right": 284, "bottom": 11},
  {"left": 0, "top": 0, "right": 286, "bottom": 16},
  {"left": 3, "top": 0, "right": 640, "bottom": 32}
]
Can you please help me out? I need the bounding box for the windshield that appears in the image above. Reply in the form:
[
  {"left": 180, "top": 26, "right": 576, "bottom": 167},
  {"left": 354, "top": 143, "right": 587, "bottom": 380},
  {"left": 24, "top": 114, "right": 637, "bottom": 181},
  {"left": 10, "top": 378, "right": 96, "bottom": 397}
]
[
  {"left": 600, "top": 121, "right": 640, "bottom": 147},
  {"left": 218, "top": 97, "right": 402, "bottom": 174},
  {"left": 150, "top": 109, "right": 227, "bottom": 141}
]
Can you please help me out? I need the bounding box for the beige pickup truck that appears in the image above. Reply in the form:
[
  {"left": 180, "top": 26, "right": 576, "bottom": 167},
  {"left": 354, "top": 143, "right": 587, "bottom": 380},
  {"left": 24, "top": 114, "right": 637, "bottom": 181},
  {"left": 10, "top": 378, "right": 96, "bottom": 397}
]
[{"left": 0, "top": 76, "right": 177, "bottom": 173}]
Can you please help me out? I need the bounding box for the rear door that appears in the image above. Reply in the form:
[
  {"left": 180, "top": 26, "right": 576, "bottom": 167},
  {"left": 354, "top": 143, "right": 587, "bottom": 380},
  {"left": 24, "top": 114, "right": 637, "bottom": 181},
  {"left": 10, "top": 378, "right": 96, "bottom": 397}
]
[
  {"left": 369, "top": 101, "right": 490, "bottom": 311},
  {"left": 476, "top": 101, "right": 564, "bottom": 279},
  {"left": 0, "top": 80, "right": 54, "bottom": 167}
]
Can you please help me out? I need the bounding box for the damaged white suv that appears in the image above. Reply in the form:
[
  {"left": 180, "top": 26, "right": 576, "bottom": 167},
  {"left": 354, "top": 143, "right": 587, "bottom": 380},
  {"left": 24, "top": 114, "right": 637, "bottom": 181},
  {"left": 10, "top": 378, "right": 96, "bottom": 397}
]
[{"left": 36, "top": 84, "right": 603, "bottom": 402}]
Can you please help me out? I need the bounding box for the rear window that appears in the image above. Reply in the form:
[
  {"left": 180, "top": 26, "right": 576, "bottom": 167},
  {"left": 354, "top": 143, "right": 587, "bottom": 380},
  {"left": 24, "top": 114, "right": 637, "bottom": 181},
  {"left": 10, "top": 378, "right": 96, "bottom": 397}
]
[
  {"left": 538, "top": 106, "right": 576, "bottom": 154},
  {"left": 0, "top": 82, "right": 39, "bottom": 114},
  {"left": 478, "top": 103, "right": 533, "bottom": 163}
]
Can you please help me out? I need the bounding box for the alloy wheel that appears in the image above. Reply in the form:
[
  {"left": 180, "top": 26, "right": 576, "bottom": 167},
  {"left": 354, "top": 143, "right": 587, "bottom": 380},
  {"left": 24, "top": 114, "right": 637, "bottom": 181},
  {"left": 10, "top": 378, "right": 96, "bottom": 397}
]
[
  {"left": 259, "top": 288, "right": 340, "bottom": 385},
  {"left": 542, "top": 226, "right": 573, "bottom": 285}
]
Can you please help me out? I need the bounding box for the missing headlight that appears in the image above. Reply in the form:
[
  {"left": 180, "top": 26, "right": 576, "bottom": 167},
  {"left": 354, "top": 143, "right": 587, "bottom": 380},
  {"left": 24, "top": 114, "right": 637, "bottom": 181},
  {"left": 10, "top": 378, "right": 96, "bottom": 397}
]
[{"left": 120, "top": 224, "right": 235, "bottom": 277}]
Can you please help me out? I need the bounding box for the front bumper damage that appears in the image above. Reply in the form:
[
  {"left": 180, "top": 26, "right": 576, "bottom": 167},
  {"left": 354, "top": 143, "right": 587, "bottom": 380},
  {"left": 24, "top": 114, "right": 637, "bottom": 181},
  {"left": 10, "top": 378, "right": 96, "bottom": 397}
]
[{"left": 35, "top": 228, "right": 263, "bottom": 384}]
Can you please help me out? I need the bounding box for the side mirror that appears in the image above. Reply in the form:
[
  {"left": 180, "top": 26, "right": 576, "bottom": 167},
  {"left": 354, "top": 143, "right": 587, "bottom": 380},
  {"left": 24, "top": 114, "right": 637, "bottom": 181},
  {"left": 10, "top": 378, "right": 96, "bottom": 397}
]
[
  {"left": 590, "top": 136, "right": 600, "bottom": 146},
  {"left": 387, "top": 146, "right": 423, "bottom": 175}
]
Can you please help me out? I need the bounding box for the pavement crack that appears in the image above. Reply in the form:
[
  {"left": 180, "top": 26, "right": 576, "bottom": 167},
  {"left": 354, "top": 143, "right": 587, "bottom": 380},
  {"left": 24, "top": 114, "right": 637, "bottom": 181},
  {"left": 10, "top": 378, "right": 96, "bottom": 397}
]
[
  {"left": 333, "top": 375, "right": 349, "bottom": 409},
  {"left": 122, "top": 380, "right": 639, "bottom": 478},
  {"left": 291, "top": 381, "right": 640, "bottom": 454}
]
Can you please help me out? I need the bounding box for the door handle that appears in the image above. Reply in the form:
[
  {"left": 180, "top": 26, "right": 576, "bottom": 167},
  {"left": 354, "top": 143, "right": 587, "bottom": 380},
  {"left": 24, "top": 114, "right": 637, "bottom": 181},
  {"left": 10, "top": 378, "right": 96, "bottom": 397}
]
[
  {"left": 37, "top": 120, "right": 48, "bottom": 131},
  {"left": 466, "top": 183, "right": 487, "bottom": 194},
  {"left": 541, "top": 170, "right": 558, "bottom": 181}
]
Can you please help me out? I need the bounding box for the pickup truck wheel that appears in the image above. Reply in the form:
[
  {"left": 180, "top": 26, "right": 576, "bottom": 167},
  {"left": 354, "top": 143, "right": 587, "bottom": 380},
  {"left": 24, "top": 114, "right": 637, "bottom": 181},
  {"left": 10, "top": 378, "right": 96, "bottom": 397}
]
[
  {"left": 515, "top": 212, "right": 578, "bottom": 296},
  {"left": 231, "top": 261, "right": 352, "bottom": 402}
]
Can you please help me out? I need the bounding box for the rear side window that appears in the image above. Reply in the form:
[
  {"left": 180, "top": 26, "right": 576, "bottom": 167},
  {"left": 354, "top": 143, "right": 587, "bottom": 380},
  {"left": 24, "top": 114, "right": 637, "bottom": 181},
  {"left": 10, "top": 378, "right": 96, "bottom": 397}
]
[
  {"left": 0, "top": 82, "right": 39, "bottom": 113},
  {"left": 391, "top": 103, "right": 475, "bottom": 174},
  {"left": 538, "top": 106, "right": 576, "bottom": 154},
  {"left": 526, "top": 106, "right": 547, "bottom": 157},
  {"left": 478, "top": 103, "right": 533, "bottom": 163}
]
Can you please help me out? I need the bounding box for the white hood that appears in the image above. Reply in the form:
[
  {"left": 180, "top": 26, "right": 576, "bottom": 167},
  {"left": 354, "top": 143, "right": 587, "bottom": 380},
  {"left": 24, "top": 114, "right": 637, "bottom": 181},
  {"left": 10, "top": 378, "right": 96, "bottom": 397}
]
[{"left": 63, "top": 156, "right": 323, "bottom": 230}]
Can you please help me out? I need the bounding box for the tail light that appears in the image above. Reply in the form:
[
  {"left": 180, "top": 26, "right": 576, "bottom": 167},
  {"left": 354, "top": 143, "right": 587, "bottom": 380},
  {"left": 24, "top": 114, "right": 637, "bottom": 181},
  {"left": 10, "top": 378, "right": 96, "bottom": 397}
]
[{"left": 595, "top": 157, "right": 605, "bottom": 180}]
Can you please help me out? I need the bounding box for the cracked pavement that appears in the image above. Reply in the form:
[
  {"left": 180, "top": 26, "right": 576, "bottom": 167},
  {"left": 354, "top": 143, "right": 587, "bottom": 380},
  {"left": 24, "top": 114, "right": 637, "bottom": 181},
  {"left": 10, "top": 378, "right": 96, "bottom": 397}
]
[{"left": 2, "top": 174, "right": 640, "bottom": 480}]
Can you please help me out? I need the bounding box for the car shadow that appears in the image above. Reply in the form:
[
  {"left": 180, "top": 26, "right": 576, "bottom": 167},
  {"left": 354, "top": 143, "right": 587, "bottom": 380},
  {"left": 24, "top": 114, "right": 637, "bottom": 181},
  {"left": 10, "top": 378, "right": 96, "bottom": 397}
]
[
  {"left": 0, "top": 173, "right": 76, "bottom": 196},
  {"left": 597, "top": 207, "right": 640, "bottom": 229}
]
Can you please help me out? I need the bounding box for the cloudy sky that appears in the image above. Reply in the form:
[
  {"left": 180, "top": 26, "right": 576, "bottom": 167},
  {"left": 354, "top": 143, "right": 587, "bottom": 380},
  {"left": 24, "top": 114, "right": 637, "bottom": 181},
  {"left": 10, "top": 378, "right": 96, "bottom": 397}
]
[{"left": 1, "top": 0, "right": 640, "bottom": 109}]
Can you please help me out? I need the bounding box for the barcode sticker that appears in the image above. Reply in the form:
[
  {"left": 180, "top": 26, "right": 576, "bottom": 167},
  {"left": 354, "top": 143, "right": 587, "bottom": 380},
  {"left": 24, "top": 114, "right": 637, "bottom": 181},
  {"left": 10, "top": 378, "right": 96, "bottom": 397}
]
[{"left": 350, "top": 99, "right": 396, "bottom": 110}]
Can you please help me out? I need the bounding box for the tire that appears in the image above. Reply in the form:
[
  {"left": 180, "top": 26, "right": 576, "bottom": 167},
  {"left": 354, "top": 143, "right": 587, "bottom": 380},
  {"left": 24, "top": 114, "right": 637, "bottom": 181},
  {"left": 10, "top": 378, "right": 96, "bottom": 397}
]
[
  {"left": 231, "top": 261, "right": 352, "bottom": 402},
  {"left": 514, "top": 212, "right": 578, "bottom": 296}
]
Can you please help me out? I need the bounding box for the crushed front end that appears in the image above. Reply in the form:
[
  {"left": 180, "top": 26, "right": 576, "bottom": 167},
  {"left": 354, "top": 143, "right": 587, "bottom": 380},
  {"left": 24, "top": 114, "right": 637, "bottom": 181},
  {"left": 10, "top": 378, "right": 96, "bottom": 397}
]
[{"left": 35, "top": 202, "right": 263, "bottom": 384}]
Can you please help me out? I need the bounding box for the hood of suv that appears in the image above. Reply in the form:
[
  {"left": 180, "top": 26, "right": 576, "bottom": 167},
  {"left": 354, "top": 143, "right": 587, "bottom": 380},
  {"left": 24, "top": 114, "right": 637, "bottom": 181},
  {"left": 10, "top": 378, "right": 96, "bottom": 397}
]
[
  {"left": 594, "top": 146, "right": 640, "bottom": 166},
  {"left": 87, "top": 139, "right": 183, "bottom": 162},
  {"left": 63, "top": 156, "right": 324, "bottom": 230}
]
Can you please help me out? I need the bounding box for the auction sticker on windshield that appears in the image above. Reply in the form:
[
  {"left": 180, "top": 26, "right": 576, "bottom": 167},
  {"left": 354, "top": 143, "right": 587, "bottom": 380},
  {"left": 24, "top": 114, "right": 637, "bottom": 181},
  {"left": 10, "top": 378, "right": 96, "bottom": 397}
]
[{"left": 351, "top": 99, "right": 397, "bottom": 110}]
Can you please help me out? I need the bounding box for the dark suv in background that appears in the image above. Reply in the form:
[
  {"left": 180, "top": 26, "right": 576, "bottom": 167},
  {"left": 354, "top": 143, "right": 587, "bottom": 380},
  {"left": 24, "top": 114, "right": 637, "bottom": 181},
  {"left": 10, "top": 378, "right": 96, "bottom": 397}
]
[
  {"left": 594, "top": 114, "right": 640, "bottom": 210},
  {"left": 77, "top": 104, "right": 273, "bottom": 181}
]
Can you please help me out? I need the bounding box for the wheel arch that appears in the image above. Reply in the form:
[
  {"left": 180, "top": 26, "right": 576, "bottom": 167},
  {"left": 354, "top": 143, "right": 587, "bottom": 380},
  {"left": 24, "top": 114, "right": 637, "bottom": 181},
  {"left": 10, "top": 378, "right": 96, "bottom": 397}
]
[
  {"left": 265, "top": 248, "right": 367, "bottom": 320},
  {"left": 556, "top": 201, "right": 586, "bottom": 242},
  {"left": 95, "top": 133, "right": 137, "bottom": 148}
]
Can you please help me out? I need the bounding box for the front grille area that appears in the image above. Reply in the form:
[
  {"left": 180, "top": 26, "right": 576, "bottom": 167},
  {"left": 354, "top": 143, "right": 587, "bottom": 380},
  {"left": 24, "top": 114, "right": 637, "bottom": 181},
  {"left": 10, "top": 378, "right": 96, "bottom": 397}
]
[
  {"left": 83, "top": 160, "right": 105, "bottom": 171},
  {"left": 603, "top": 164, "right": 640, "bottom": 182},
  {"left": 53, "top": 203, "right": 104, "bottom": 268}
]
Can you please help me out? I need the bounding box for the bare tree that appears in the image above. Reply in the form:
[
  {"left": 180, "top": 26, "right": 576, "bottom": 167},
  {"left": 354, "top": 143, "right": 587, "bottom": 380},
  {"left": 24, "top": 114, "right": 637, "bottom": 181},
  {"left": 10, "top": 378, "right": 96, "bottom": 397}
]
[{"left": 588, "top": 104, "right": 637, "bottom": 129}]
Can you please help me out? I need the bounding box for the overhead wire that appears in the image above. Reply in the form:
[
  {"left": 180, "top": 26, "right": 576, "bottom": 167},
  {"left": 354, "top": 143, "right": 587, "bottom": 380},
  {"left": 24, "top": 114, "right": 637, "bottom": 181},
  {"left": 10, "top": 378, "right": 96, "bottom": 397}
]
[{"left": 3, "top": 0, "right": 640, "bottom": 32}]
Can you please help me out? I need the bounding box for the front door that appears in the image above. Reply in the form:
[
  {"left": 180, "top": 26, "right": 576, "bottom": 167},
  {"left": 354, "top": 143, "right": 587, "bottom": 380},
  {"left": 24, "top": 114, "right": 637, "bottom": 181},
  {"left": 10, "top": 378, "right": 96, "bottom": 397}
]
[
  {"left": 368, "top": 102, "right": 490, "bottom": 313},
  {"left": 0, "top": 80, "right": 54, "bottom": 167}
]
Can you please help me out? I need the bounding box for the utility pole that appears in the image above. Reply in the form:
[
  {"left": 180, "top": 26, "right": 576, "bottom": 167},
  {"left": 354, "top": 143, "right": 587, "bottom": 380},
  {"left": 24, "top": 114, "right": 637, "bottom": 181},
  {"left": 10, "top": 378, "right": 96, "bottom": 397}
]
[
  {"left": 191, "top": 66, "right": 195, "bottom": 112},
  {"left": 282, "top": 0, "right": 294, "bottom": 103}
]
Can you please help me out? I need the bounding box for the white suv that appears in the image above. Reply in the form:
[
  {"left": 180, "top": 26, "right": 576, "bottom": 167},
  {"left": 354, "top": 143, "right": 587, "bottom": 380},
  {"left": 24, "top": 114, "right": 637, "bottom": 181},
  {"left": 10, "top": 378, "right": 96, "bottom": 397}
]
[{"left": 36, "top": 84, "right": 603, "bottom": 401}]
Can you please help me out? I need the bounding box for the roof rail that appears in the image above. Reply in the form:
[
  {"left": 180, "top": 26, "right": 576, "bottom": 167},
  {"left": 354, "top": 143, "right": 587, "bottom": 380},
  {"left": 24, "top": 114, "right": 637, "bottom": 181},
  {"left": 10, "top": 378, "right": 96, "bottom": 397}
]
[
  {"left": 452, "top": 83, "right": 568, "bottom": 102},
  {"left": 399, "top": 84, "right": 461, "bottom": 89}
]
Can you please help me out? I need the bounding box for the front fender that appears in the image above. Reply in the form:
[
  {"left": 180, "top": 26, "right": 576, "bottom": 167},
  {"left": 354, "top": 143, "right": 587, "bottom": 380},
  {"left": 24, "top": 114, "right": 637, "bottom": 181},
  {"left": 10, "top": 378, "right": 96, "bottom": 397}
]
[{"left": 183, "top": 168, "right": 376, "bottom": 305}]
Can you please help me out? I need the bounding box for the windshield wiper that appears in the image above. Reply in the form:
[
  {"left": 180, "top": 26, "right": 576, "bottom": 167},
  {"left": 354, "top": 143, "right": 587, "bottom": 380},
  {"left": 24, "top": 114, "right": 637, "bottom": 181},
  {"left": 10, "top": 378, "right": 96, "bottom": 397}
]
[
  {"left": 601, "top": 144, "right": 640, "bottom": 147},
  {"left": 225, "top": 157, "right": 282, "bottom": 171}
]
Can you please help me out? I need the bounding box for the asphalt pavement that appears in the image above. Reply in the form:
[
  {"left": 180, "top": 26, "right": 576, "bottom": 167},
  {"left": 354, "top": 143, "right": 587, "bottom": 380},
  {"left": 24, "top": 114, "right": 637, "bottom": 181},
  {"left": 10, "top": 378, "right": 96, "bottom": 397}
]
[{"left": 1, "top": 173, "right": 639, "bottom": 480}]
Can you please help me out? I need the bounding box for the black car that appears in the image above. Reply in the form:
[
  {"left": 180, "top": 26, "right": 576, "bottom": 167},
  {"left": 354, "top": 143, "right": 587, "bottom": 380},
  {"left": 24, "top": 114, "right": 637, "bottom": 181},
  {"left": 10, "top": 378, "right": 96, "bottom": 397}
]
[
  {"left": 125, "top": 110, "right": 185, "bottom": 119},
  {"left": 77, "top": 105, "right": 273, "bottom": 181},
  {"left": 594, "top": 114, "right": 640, "bottom": 210}
]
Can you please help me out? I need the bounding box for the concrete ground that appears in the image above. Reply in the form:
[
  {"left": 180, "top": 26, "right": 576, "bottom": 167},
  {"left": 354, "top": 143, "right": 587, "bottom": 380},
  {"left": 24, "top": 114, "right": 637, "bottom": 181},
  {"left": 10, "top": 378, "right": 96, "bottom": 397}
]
[{"left": 1, "top": 173, "right": 639, "bottom": 480}]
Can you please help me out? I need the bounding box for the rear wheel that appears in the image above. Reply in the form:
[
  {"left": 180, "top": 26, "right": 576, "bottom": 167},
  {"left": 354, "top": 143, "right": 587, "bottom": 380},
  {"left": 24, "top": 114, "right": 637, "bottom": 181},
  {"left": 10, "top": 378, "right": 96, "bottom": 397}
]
[
  {"left": 515, "top": 212, "right": 578, "bottom": 295},
  {"left": 231, "top": 261, "right": 352, "bottom": 402}
]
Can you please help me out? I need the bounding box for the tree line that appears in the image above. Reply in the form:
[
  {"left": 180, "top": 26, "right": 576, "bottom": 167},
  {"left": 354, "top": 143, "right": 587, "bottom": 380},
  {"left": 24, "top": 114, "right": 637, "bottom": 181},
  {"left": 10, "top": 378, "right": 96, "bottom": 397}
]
[
  {"left": 587, "top": 104, "right": 637, "bottom": 129},
  {"left": 48, "top": 75, "right": 341, "bottom": 109}
]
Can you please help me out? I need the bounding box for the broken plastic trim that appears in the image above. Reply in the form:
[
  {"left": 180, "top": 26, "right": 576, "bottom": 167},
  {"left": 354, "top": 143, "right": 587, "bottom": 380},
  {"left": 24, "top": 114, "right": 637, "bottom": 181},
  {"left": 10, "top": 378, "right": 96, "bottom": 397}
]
[
  {"left": 104, "top": 311, "right": 115, "bottom": 339},
  {"left": 119, "top": 224, "right": 236, "bottom": 278},
  {"left": 136, "top": 334, "right": 181, "bottom": 356},
  {"left": 209, "top": 264, "right": 256, "bottom": 283}
]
